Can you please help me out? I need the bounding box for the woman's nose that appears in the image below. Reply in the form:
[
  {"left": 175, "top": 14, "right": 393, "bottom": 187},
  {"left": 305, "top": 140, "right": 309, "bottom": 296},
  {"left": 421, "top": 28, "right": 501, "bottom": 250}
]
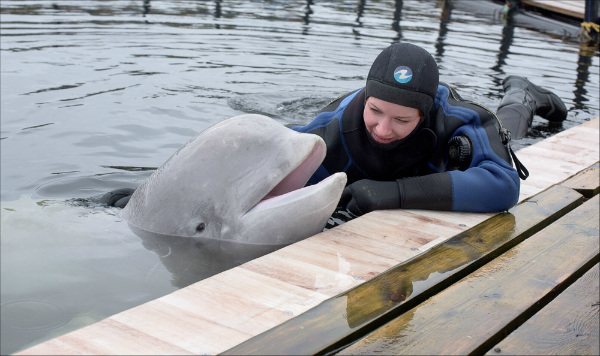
[{"left": 377, "top": 117, "right": 393, "bottom": 135}]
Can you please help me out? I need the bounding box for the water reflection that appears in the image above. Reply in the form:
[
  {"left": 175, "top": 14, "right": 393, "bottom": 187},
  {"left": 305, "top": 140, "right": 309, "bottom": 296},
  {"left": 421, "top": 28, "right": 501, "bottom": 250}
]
[
  {"left": 142, "top": 0, "right": 151, "bottom": 17},
  {"left": 128, "top": 224, "right": 295, "bottom": 288},
  {"left": 491, "top": 11, "right": 515, "bottom": 79},
  {"left": 343, "top": 213, "right": 516, "bottom": 329},
  {"left": 392, "top": 0, "right": 403, "bottom": 42},
  {"left": 215, "top": 0, "right": 222, "bottom": 29},
  {"left": 573, "top": 41, "right": 595, "bottom": 110},
  {"left": 355, "top": 0, "right": 366, "bottom": 27},
  {"left": 302, "top": 0, "right": 313, "bottom": 35},
  {"left": 130, "top": 225, "right": 259, "bottom": 288},
  {"left": 434, "top": 0, "right": 450, "bottom": 59}
]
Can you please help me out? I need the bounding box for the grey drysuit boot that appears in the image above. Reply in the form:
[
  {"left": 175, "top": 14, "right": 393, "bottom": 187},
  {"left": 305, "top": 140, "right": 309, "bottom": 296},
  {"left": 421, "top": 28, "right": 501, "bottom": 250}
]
[{"left": 496, "top": 76, "right": 567, "bottom": 139}]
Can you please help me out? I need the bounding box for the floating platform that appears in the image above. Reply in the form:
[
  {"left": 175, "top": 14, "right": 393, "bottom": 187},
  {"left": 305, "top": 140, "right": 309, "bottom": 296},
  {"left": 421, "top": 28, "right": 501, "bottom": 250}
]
[
  {"left": 520, "top": 0, "right": 586, "bottom": 19},
  {"left": 17, "top": 118, "right": 599, "bottom": 355}
]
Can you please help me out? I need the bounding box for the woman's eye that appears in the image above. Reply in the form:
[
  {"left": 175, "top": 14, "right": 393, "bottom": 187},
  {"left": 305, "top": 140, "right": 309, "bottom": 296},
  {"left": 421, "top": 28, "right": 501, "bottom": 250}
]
[{"left": 370, "top": 107, "right": 380, "bottom": 114}]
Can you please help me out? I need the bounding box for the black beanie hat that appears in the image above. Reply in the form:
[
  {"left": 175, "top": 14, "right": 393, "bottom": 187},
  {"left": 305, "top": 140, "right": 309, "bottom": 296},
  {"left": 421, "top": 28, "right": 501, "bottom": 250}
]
[{"left": 365, "top": 43, "right": 439, "bottom": 118}]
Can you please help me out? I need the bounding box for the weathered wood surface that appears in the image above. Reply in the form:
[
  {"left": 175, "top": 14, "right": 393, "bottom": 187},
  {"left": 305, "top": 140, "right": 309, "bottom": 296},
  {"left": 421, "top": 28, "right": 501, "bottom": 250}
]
[
  {"left": 340, "top": 195, "right": 600, "bottom": 355},
  {"left": 486, "top": 263, "right": 599, "bottom": 356},
  {"left": 561, "top": 162, "right": 600, "bottom": 198},
  {"left": 520, "top": 0, "right": 585, "bottom": 19},
  {"left": 222, "top": 185, "right": 583, "bottom": 355},
  {"left": 16, "top": 118, "right": 600, "bottom": 355},
  {"left": 515, "top": 121, "right": 600, "bottom": 202}
]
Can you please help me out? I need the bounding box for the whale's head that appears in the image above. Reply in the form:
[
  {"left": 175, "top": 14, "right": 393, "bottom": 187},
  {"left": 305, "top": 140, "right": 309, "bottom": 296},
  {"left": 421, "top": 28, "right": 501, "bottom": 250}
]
[{"left": 121, "top": 114, "right": 346, "bottom": 247}]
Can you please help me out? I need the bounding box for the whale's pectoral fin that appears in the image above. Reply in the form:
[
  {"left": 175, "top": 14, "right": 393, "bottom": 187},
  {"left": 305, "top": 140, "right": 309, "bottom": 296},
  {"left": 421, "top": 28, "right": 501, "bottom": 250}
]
[{"left": 100, "top": 188, "right": 136, "bottom": 208}]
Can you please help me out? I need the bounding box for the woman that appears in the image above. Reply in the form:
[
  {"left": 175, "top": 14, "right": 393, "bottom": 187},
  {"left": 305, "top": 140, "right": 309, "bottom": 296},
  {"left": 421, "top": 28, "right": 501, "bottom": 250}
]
[{"left": 290, "top": 42, "right": 566, "bottom": 216}]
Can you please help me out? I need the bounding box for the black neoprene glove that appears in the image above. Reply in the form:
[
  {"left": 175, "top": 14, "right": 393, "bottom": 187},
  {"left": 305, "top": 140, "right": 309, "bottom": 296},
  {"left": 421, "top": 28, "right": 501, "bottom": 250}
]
[
  {"left": 337, "top": 179, "right": 401, "bottom": 217},
  {"left": 99, "top": 188, "right": 135, "bottom": 208}
]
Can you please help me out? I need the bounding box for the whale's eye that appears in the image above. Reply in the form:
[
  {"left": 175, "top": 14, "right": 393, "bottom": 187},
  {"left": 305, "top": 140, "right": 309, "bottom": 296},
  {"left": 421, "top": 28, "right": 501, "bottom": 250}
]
[{"left": 196, "top": 222, "right": 206, "bottom": 233}]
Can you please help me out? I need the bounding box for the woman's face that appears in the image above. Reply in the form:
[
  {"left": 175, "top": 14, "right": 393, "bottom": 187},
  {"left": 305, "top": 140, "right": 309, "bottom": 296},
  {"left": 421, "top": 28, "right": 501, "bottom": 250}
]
[{"left": 363, "top": 96, "right": 422, "bottom": 144}]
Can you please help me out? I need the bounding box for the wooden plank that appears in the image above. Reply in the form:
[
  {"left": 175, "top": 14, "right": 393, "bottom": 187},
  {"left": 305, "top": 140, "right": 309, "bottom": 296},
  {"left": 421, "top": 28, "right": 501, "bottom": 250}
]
[
  {"left": 486, "top": 263, "right": 599, "bottom": 356},
  {"left": 18, "top": 267, "right": 331, "bottom": 356},
  {"left": 561, "top": 162, "right": 600, "bottom": 198},
  {"left": 339, "top": 195, "right": 600, "bottom": 355},
  {"left": 240, "top": 252, "right": 362, "bottom": 297},
  {"left": 273, "top": 242, "right": 400, "bottom": 284},
  {"left": 19, "top": 318, "right": 196, "bottom": 355},
  {"left": 514, "top": 120, "right": 600, "bottom": 201},
  {"left": 337, "top": 215, "right": 439, "bottom": 246},
  {"left": 15, "top": 339, "right": 85, "bottom": 356},
  {"left": 521, "top": 0, "right": 585, "bottom": 19},
  {"left": 580, "top": 117, "right": 600, "bottom": 129},
  {"left": 519, "top": 145, "right": 597, "bottom": 167},
  {"left": 221, "top": 185, "right": 584, "bottom": 355},
  {"left": 156, "top": 268, "right": 328, "bottom": 335}
]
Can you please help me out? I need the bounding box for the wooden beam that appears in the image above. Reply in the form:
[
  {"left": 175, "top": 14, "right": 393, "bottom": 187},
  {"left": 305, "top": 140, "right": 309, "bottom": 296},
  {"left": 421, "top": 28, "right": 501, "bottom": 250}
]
[
  {"left": 221, "top": 185, "right": 584, "bottom": 355},
  {"left": 339, "top": 195, "right": 599, "bottom": 355},
  {"left": 561, "top": 162, "right": 600, "bottom": 198},
  {"left": 520, "top": 0, "right": 585, "bottom": 19},
  {"left": 486, "top": 263, "right": 599, "bottom": 356}
]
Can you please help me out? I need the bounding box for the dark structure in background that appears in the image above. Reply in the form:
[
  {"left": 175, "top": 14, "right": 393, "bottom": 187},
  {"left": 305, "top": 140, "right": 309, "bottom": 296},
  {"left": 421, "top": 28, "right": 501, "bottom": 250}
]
[
  {"left": 434, "top": 0, "right": 451, "bottom": 59},
  {"left": 583, "top": 0, "right": 599, "bottom": 41},
  {"left": 142, "top": 0, "right": 150, "bottom": 16}
]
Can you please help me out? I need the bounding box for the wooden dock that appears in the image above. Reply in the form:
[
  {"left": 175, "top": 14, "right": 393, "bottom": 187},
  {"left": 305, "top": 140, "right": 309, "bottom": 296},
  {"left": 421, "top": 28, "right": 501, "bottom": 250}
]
[
  {"left": 520, "top": 0, "right": 586, "bottom": 19},
  {"left": 16, "top": 118, "right": 599, "bottom": 355}
]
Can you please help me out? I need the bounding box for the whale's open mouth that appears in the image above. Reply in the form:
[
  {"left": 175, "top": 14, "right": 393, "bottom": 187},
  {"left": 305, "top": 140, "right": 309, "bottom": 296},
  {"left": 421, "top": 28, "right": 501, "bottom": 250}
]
[{"left": 245, "top": 141, "right": 331, "bottom": 215}]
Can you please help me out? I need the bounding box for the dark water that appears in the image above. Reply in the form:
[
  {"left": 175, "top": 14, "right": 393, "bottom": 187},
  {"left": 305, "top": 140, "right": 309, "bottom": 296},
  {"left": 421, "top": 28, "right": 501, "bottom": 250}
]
[{"left": 1, "top": 0, "right": 598, "bottom": 354}]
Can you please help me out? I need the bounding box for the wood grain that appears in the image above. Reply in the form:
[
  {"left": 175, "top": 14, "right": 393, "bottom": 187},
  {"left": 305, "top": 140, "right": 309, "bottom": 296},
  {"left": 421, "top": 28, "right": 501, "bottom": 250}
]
[
  {"left": 561, "top": 162, "right": 600, "bottom": 198},
  {"left": 222, "top": 185, "right": 583, "bottom": 355},
  {"left": 580, "top": 117, "right": 600, "bottom": 129},
  {"left": 486, "top": 264, "right": 599, "bottom": 356},
  {"left": 340, "top": 195, "right": 599, "bottom": 355}
]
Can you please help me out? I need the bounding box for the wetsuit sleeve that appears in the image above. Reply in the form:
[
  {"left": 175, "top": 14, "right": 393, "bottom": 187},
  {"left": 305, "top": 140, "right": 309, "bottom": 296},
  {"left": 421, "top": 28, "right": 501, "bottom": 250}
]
[
  {"left": 440, "top": 122, "right": 519, "bottom": 212},
  {"left": 397, "top": 173, "right": 453, "bottom": 210},
  {"left": 397, "top": 111, "right": 520, "bottom": 213}
]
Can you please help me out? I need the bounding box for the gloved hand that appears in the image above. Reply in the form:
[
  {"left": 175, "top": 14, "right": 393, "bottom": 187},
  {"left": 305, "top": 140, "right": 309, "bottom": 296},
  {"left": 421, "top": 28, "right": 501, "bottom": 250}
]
[
  {"left": 337, "top": 179, "right": 401, "bottom": 217},
  {"left": 99, "top": 188, "right": 135, "bottom": 208}
]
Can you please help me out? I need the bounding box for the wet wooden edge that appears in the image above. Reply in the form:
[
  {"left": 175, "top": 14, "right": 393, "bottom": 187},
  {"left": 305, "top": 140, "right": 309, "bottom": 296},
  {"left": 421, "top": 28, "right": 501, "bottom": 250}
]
[
  {"left": 221, "top": 185, "right": 585, "bottom": 356},
  {"left": 340, "top": 195, "right": 600, "bottom": 355},
  {"left": 469, "top": 196, "right": 600, "bottom": 355},
  {"left": 485, "top": 263, "right": 599, "bottom": 355},
  {"left": 561, "top": 162, "right": 600, "bottom": 198}
]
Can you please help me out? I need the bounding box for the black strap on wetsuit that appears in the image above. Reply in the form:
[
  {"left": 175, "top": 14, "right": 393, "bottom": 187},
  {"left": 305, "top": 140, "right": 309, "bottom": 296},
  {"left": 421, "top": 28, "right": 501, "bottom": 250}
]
[{"left": 500, "top": 127, "right": 529, "bottom": 180}]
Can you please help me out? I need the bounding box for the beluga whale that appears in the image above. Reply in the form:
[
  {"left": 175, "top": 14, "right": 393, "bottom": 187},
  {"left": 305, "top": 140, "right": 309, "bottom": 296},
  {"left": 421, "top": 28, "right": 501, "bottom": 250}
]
[{"left": 119, "top": 114, "right": 347, "bottom": 264}]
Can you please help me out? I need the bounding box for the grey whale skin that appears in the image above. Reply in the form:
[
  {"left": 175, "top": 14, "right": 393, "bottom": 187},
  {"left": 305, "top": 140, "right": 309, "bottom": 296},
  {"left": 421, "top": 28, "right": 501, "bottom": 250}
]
[{"left": 121, "top": 114, "right": 347, "bottom": 263}]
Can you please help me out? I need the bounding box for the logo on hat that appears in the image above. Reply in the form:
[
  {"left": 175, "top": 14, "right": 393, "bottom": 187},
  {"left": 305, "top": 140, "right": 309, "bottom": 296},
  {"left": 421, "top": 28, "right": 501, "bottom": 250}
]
[{"left": 394, "top": 66, "right": 412, "bottom": 83}]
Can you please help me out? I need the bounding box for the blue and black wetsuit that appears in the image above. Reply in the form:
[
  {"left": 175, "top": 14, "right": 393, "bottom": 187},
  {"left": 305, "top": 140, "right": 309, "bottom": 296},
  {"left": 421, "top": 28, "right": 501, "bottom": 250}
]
[{"left": 291, "top": 84, "right": 520, "bottom": 213}]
